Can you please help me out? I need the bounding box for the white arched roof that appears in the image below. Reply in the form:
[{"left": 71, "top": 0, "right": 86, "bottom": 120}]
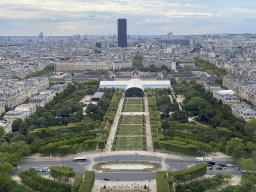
[
  {"left": 125, "top": 79, "right": 144, "bottom": 91},
  {"left": 218, "top": 90, "right": 234, "bottom": 95}
]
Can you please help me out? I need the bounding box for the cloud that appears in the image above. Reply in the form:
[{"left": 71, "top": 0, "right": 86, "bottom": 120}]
[
  {"left": 0, "top": 0, "right": 256, "bottom": 35},
  {"left": 59, "top": 25, "right": 77, "bottom": 30}
]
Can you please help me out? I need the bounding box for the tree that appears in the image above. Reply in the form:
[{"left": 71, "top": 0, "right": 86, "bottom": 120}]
[
  {"left": 0, "top": 126, "right": 5, "bottom": 137},
  {"left": 245, "top": 119, "right": 256, "bottom": 137},
  {"left": 50, "top": 165, "right": 75, "bottom": 183},
  {"left": 12, "top": 75, "right": 21, "bottom": 80},
  {"left": 161, "top": 64, "right": 169, "bottom": 71},
  {"left": 172, "top": 110, "right": 188, "bottom": 123},
  {"left": 232, "top": 144, "right": 247, "bottom": 161},
  {"left": 40, "top": 143, "right": 57, "bottom": 155},
  {"left": 239, "top": 158, "right": 255, "bottom": 172},
  {"left": 58, "top": 145, "right": 70, "bottom": 157},
  {"left": 170, "top": 77, "right": 177, "bottom": 86},
  {"left": 226, "top": 137, "right": 243, "bottom": 155},
  {"left": 19, "top": 122, "right": 28, "bottom": 135},
  {"left": 12, "top": 118, "right": 23, "bottom": 132}
]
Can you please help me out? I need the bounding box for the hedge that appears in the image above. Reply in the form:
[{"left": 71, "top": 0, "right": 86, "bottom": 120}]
[
  {"left": 78, "top": 171, "right": 95, "bottom": 192},
  {"left": 72, "top": 176, "right": 83, "bottom": 192},
  {"left": 19, "top": 169, "right": 71, "bottom": 192},
  {"left": 156, "top": 171, "right": 169, "bottom": 192},
  {"left": 160, "top": 140, "right": 200, "bottom": 156},
  {"left": 169, "top": 164, "right": 207, "bottom": 183}
]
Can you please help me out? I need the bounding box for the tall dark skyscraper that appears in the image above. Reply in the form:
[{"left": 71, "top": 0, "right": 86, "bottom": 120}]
[{"left": 118, "top": 18, "right": 127, "bottom": 47}]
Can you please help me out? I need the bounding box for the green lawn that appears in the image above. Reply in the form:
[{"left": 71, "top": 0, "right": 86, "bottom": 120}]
[
  {"left": 113, "top": 137, "right": 147, "bottom": 151},
  {"left": 126, "top": 98, "right": 143, "bottom": 105},
  {"left": 116, "top": 125, "right": 145, "bottom": 136},
  {"left": 121, "top": 115, "right": 144, "bottom": 124},
  {"left": 123, "top": 104, "right": 145, "bottom": 112}
]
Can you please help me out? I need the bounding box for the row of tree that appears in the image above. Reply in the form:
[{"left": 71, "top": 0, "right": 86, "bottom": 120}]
[
  {"left": 72, "top": 176, "right": 83, "bottom": 192},
  {"left": 175, "top": 173, "right": 230, "bottom": 192},
  {"left": 19, "top": 169, "right": 71, "bottom": 192},
  {"left": 169, "top": 164, "right": 207, "bottom": 183},
  {"left": 78, "top": 171, "right": 95, "bottom": 192},
  {"left": 194, "top": 57, "right": 228, "bottom": 76},
  {"left": 156, "top": 171, "right": 171, "bottom": 192},
  {"left": 25, "top": 64, "right": 54, "bottom": 79},
  {"left": 50, "top": 165, "right": 76, "bottom": 183}
]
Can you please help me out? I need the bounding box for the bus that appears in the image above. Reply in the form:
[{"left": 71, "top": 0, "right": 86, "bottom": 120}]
[
  {"left": 204, "top": 158, "right": 212, "bottom": 162},
  {"left": 73, "top": 157, "right": 87, "bottom": 162}
]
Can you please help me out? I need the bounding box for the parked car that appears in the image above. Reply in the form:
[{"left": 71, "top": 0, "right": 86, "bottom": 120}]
[
  {"left": 223, "top": 167, "right": 227, "bottom": 170},
  {"left": 104, "top": 178, "right": 110, "bottom": 181},
  {"left": 207, "top": 161, "right": 216, "bottom": 166},
  {"left": 227, "top": 164, "right": 233, "bottom": 167},
  {"left": 236, "top": 167, "right": 240, "bottom": 170},
  {"left": 208, "top": 167, "right": 213, "bottom": 170}
]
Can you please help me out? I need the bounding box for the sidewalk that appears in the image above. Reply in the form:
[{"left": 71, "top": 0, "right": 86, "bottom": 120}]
[
  {"left": 144, "top": 92, "right": 153, "bottom": 152},
  {"left": 92, "top": 180, "right": 157, "bottom": 192},
  {"left": 105, "top": 92, "right": 125, "bottom": 152}
]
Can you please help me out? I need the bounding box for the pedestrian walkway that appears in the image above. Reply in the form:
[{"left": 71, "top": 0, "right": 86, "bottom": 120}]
[
  {"left": 144, "top": 93, "right": 153, "bottom": 152},
  {"left": 121, "top": 112, "right": 146, "bottom": 116},
  {"left": 92, "top": 179, "right": 157, "bottom": 192},
  {"left": 105, "top": 92, "right": 125, "bottom": 152}
]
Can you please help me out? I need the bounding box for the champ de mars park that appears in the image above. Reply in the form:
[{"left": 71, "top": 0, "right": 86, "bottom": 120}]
[{"left": 4, "top": 77, "right": 256, "bottom": 192}]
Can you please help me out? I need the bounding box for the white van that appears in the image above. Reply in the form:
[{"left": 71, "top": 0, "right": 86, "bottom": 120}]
[
  {"left": 196, "top": 157, "right": 204, "bottom": 161},
  {"left": 204, "top": 158, "right": 212, "bottom": 162}
]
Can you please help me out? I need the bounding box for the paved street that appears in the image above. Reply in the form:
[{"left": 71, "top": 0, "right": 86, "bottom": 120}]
[{"left": 14, "top": 154, "right": 242, "bottom": 182}]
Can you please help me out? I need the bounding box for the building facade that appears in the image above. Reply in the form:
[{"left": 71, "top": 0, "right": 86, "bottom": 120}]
[
  {"left": 118, "top": 18, "right": 127, "bottom": 48},
  {"left": 55, "top": 61, "right": 109, "bottom": 72}
]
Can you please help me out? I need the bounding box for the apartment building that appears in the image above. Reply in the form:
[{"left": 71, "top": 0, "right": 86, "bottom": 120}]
[
  {"left": 0, "top": 98, "right": 5, "bottom": 115},
  {"left": 29, "top": 95, "right": 46, "bottom": 107},
  {"left": 231, "top": 104, "right": 256, "bottom": 121},
  {"left": 4, "top": 110, "right": 26, "bottom": 124},
  {"left": 15, "top": 103, "right": 36, "bottom": 116},
  {"left": 40, "top": 90, "right": 56, "bottom": 103},
  {"left": 55, "top": 61, "right": 109, "bottom": 72}
]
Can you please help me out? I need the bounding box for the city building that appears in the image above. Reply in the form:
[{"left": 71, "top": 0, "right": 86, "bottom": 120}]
[
  {"left": 99, "top": 79, "right": 171, "bottom": 97},
  {"left": 55, "top": 61, "right": 109, "bottom": 72},
  {"left": 39, "top": 32, "right": 43, "bottom": 43},
  {"left": 0, "top": 98, "right": 5, "bottom": 115},
  {"left": 118, "top": 18, "right": 127, "bottom": 47},
  {"left": 168, "top": 32, "right": 173, "bottom": 40},
  {"left": 15, "top": 103, "right": 37, "bottom": 116},
  {"left": 4, "top": 110, "right": 26, "bottom": 124}
]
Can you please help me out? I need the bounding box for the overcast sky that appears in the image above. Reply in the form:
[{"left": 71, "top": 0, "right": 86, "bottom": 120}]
[{"left": 1, "top": 0, "right": 256, "bottom": 36}]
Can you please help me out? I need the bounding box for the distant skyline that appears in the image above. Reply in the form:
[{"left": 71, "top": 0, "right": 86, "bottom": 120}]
[{"left": 1, "top": 0, "right": 256, "bottom": 36}]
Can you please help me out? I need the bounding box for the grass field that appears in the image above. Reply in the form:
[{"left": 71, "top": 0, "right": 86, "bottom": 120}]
[
  {"left": 113, "top": 137, "right": 147, "bottom": 151},
  {"left": 121, "top": 115, "right": 144, "bottom": 124},
  {"left": 116, "top": 125, "right": 145, "bottom": 136},
  {"left": 122, "top": 98, "right": 145, "bottom": 112},
  {"left": 126, "top": 98, "right": 143, "bottom": 105},
  {"left": 113, "top": 97, "right": 147, "bottom": 151},
  {"left": 123, "top": 104, "right": 145, "bottom": 112}
]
